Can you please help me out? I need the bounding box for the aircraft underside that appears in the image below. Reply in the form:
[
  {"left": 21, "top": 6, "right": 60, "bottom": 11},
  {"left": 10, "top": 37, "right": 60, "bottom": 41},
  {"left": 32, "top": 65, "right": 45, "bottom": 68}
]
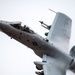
[{"left": 0, "top": 12, "right": 75, "bottom": 75}]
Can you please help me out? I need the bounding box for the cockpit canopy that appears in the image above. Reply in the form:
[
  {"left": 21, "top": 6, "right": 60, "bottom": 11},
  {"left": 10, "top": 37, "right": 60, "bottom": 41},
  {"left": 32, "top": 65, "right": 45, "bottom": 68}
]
[{"left": 10, "top": 22, "right": 35, "bottom": 34}]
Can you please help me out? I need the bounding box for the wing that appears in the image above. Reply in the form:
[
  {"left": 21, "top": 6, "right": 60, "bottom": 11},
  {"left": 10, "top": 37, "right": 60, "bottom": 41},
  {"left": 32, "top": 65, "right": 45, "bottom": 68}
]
[
  {"left": 43, "top": 64, "right": 66, "bottom": 75},
  {"left": 47, "top": 12, "right": 72, "bottom": 52},
  {"left": 43, "top": 55, "right": 66, "bottom": 75}
]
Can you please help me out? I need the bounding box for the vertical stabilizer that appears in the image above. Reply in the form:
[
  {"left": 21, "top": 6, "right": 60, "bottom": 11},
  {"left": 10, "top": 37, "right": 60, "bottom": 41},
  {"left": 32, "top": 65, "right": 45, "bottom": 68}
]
[{"left": 47, "top": 12, "right": 72, "bottom": 52}]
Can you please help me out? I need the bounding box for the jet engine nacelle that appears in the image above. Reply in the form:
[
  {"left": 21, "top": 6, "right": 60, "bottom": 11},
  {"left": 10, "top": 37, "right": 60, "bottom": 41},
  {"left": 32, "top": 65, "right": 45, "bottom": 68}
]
[
  {"left": 70, "top": 46, "right": 75, "bottom": 58},
  {"left": 69, "top": 59, "right": 75, "bottom": 73},
  {"left": 69, "top": 46, "right": 75, "bottom": 73}
]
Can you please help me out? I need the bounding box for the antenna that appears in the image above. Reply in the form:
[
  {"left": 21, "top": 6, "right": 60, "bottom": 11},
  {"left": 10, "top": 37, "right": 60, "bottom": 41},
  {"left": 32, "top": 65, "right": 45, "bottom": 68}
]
[{"left": 48, "top": 8, "right": 57, "bottom": 14}]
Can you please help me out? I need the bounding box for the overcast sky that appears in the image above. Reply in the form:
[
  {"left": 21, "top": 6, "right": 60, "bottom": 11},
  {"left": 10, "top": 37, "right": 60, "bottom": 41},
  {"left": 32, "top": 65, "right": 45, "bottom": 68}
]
[{"left": 0, "top": 0, "right": 75, "bottom": 75}]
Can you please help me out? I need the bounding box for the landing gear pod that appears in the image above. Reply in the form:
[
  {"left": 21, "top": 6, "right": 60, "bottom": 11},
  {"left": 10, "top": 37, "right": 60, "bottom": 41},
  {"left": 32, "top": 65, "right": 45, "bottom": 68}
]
[{"left": 34, "top": 61, "right": 43, "bottom": 70}]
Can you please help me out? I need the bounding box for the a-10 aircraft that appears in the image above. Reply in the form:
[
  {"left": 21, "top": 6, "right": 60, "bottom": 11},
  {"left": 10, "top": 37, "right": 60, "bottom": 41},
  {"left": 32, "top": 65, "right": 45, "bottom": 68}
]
[{"left": 0, "top": 11, "right": 75, "bottom": 75}]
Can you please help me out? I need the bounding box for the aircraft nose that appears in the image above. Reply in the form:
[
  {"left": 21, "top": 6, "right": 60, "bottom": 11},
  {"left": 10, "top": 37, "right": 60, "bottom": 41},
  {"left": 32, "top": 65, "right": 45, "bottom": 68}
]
[
  {"left": 0, "top": 21, "right": 3, "bottom": 31},
  {"left": 0, "top": 20, "right": 4, "bottom": 29},
  {"left": 0, "top": 20, "right": 9, "bottom": 31},
  {"left": 0, "top": 20, "right": 10, "bottom": 24},
  {"left": 0, "top": 20, "right": 4, "bottom": 24},
  {"left": 0, "top": 20, "right": 9, "bottom": 26}
]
